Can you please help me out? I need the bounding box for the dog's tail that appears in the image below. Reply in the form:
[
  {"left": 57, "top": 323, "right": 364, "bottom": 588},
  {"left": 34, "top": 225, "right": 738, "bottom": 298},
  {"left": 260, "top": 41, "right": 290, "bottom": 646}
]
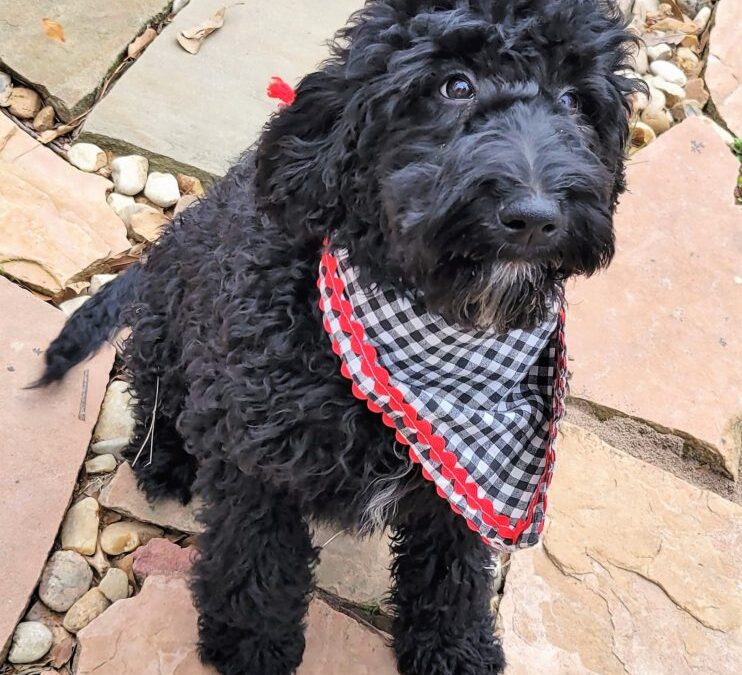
[{"left": 32, "top": 265, "right": 141, "bottom": 387}]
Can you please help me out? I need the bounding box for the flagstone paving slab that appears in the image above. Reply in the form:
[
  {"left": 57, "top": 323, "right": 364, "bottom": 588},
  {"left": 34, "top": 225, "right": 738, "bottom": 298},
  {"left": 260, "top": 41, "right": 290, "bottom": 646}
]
[
  {"left": 566, "top": 116, "right": 742, "bottom": 479},
  {"left": 0, "top": 277, "right": 114, "bottom": 661},
  {"left": 99, "top": 462, "right": 202, "bottom": 534},
  {"left": 74, "top": 575, "right": 397, "bottom": 674},
  {"left": 0, "top": 0, "right": 173, "bottom": 121},
  {"left": 497, "top": 422, "right": 742, "bottom": 674},
  {"left": 705, "top": 0, "right": 742, "bottom": 136},
  {"left": 80, "top": 0, "right": 360, "bottom": 180},
  {"left": 0, "top": 114, "right": 130, "bottom": 295},
  {"left": 313, "top": 525, "right": 391, "bottom": 608}
]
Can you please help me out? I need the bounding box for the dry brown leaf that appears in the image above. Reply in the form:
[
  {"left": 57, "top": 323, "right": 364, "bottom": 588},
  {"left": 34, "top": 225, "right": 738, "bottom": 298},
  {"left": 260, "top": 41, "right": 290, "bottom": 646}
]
[
  {"left": 662, "top": 0, "right": 685, "bottom": 21},
  {"left": 128, "top": 27, "right": 157, "bottom": 59},
  {"left": 651, "top": 17, "right": 697, "bottom": 34},
  {"left": 42, "top": 18, "right": 66, "bottom": 42},
  {"left": 643, "top": 31, "right": 687, "bottom": 47},
  {"left": 38, "top": 124, "right": 75, "bottom": 144},
  {"left": 176, "top": 7, "right": 226, "bottom": 55}
]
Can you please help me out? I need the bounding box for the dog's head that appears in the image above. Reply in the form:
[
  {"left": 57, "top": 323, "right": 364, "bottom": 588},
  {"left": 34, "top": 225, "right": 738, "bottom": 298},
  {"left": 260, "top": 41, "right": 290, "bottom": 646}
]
[{"left": 256, "top": 0, "right": 641, "bottom": 331}]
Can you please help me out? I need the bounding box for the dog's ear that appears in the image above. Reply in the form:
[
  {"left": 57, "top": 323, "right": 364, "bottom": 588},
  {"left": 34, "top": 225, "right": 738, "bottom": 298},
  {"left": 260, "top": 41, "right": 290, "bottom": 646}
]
[{"left": 255, "top": 67, "right": 352, "bottom": 236}]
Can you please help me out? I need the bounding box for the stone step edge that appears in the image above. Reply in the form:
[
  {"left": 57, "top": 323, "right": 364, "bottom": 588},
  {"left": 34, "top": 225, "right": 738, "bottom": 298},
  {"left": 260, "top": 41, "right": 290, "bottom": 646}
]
[
  {"left": 78, "top": 130, "right": 217, "bottom": 187},
  {"left": 567, "top": 396, "right": 740, "bottom": 482}
]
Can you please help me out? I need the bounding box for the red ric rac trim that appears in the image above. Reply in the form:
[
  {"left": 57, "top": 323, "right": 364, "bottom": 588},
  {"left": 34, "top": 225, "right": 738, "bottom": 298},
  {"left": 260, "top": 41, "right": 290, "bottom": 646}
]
[{"left": 318, "top": 246, "right": 566, "bottom": 546}]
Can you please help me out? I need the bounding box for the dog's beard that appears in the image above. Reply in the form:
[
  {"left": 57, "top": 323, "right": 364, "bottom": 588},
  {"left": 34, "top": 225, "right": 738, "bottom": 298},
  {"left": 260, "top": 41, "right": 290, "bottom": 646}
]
[{"left": 429, "top": 260, "right": 563, "bottom": 333}]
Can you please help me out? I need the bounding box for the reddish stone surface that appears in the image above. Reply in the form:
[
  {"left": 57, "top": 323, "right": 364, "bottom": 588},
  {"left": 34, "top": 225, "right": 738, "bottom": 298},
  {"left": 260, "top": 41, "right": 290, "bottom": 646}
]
[
  {"left": 0, "top": 115, "right": 129, "bottom": 295},
  {"left": 706, "top": 0, "right": 742, "bottom": 136},
  {"left": 0, "top": 277, "right": 114, "bottom": 659},
  {"left": 99, "top": 462, "right": 202, "bottom": 533},
  {"left": 132, "top": 538, "right": 196, "bottom": 582},
  {"left": 566, "top": 116, "right": 742, "bottom": 478},
  {"left": 75, "top": 576, "right": 397, "bottom": 674}
]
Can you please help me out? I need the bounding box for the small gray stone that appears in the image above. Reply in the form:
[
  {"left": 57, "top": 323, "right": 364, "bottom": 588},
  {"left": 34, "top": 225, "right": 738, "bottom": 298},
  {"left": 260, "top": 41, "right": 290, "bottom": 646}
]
[
  {"left": 98, "top": 567, "right": 130, "bottom": 603},
  {"left": 91, "top": 437, "right": 129, "bottom": 460},
  {"left": 649, "top": 61, "right": 687, "bottom": 87},
  {"left": 8, "top": 621, "right": 53, "bottom": 664},
  {"left": 89, "top": 273, "right": 117, "bottom": 294},
  {"left": 0, "top": 70, "right": 12, "bottom": 106},
  {"left": 39, "top": 550, "right": 93, "bottom": 612},
  {"left": 62, "top": 588, "right": 110, "bottom": 633},
  {"left": 68, "top": 143, "right": 107, "bottom": 172},
  {"left": 144, "top": 172, "right": 180, "bottom": 208},
  {"left": 111, "top": 155, "right": 149, "bottom": 195},
  {"left": 85, "top": 453, "right": 117, "bottom": 474}
]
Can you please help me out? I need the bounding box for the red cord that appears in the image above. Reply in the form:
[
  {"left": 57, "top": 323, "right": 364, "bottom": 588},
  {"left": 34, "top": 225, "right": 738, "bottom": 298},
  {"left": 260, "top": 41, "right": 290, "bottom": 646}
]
[{"left": 267, "top": 76, "right": 296, "bottom": 107}]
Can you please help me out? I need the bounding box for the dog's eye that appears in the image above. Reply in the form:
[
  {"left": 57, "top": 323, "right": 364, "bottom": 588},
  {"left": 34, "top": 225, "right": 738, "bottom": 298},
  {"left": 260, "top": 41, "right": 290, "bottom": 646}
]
[
  {"left": 440, "top": 75, "right": 476, "bottom": 101},
  {"left": 557, "top": 91, "right": 580, "bottom": 112}
]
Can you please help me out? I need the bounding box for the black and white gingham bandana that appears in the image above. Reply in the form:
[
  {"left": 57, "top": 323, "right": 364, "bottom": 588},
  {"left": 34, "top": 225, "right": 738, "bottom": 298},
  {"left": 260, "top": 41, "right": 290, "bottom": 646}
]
[{"left": 318, "top": 246, "right": 567, "bottom": 550}]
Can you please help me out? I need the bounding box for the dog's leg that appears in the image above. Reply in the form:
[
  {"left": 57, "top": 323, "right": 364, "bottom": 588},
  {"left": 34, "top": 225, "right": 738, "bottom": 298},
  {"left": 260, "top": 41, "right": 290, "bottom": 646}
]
[
  {"left": 192, "top": 459, "right": 318, "bottom": 675},
  {"left": 390, "top": 489, "right": 505, "bottom": 675},
  {"left": 121, "top": 338, "right": 197, "bottom": 504}
]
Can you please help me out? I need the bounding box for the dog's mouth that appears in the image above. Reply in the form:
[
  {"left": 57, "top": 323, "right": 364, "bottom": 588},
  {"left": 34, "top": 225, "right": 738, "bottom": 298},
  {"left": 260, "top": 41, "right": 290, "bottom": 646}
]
[{"left": 419, "top": 253, "right": 564, "bottom": 333}]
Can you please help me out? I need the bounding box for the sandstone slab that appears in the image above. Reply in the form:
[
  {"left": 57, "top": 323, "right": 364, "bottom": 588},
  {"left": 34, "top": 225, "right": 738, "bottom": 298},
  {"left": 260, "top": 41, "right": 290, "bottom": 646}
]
[
  {"left": 81, "top": 0, "right": 360, "bottom": 179},
  {"left": 132, "top": 538, "right": 196, "bottom": 582},
  {"left": 705, "top": 0, "right": 742, "bottom": 135},
  {"left": 75, "top": 575, "right": 396, "bottom": 674},
  {"left": 0, "top": 277, "right": 114, "bottom": 659},
  {"left": 566, "top": 116, "right": 742, "bottom": 478},
  {"left": 0, "top": 1, "right": 173, "bottom": 121},
  {"left": 313, "top": 525, "right": 391, "bottom": 607},
  {"left": 498, "top": 422, "right": 742, "bottom": 674},
  {"left": 99, "top": 462, "right": 202, "bottom": 533},
  {"left": 0, "top": 115, "right": 129, "bottom": 295}
]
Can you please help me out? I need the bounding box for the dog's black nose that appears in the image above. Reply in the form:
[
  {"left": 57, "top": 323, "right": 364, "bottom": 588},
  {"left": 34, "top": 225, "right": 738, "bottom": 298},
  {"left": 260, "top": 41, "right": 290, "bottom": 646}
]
[{"left": 500, "top": 196, "right": 562, "bottom": 247}]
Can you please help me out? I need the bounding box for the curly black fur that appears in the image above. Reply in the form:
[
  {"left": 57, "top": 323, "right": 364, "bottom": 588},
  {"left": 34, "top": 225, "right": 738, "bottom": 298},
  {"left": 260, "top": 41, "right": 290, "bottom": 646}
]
[{"left": 40, "top": 2, "right": 638, "bottom": 673}]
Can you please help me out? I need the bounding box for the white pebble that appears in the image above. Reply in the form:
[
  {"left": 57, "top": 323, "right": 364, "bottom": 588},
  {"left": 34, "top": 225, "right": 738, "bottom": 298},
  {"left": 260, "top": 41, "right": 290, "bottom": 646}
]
[
  {"left": 144, "top": 172, "right": 180, "bottom": 208},
  {"left": 646, "top": 43, "right": 671, "bottom": 62},
  {"left": 120, "top": 202, "right": 160, "bottom": 227},
  {"left": 68, "top": 143, "right": 107, "bottom": 172},
  {"left": 694, "top": 7, "right": 711, "bottom": 31},
  {"left": 59, "top": 296, "right": 89, "bottom": 316},
  {"left": 649, "top": 61, "right": 687, "bottom": 87},
  {"left": 651, "top": 78, "right": 686, "bottom": 106},
  {"left": 111, "top": 155, "right": 149, "bottom": 195},
  {"left": 0, "top": 71, "right": 12, "bottom": 107},
  {"left": 90, "top": 273, "right": 117, "bottom": 294},
  {"left": 8, "top": 622, "right": 52, "bottom": 664},
  {"left": 107, "top": 192, "right": 136, "bottom": 219}
]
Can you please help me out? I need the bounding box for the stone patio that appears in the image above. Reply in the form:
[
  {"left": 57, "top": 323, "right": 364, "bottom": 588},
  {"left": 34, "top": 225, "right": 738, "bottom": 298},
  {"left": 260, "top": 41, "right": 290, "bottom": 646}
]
[
  {"left": 0, "top": 278, "right": 114, "bottom": 660},
  {"left": 0, "top": 0, "right": 740, "bottom": 673},
  {"left": 80, "top": 0, "right": 360, "bottom": 180},
  {"left": 566, "top": 115, "right": 741, "bottom": 479},
  {"left": 0, "top": 1, "right": 173, "bottom": 121}
]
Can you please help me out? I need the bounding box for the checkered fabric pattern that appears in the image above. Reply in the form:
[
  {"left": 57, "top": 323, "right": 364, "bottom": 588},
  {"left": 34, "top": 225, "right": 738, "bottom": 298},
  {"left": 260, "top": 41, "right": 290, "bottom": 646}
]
[{"left": 318, "top": 247, "right": 566, "bottom": 550}]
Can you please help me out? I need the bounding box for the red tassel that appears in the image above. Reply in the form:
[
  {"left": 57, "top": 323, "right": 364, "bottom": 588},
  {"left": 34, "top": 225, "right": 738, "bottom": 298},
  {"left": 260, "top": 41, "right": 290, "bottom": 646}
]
[{"left": 267, "top": 76, "right": 296, "bottom": 107}]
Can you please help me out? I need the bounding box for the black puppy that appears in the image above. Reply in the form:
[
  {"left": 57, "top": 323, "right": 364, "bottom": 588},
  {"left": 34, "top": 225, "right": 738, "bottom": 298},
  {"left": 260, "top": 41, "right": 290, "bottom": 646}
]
[{"left": 40, "top": 1, "right": 638, "bottom": 673}]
